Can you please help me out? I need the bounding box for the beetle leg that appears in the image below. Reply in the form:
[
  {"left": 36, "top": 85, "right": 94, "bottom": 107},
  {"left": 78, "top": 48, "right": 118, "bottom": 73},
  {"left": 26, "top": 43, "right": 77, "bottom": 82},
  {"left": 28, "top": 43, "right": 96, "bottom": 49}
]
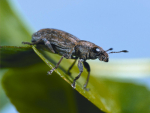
[
  {"left": 22, "top": 39, "right": 42, "bottom": 45},
  {"left": 42, "top": 38, "right": 55, "bottom": 53},
  {"left": 83, "top": 61, "right": 90, "bottom": 91},
  {"left": 67, "top": 59, "right": 77, "bottom": 75},
  {"left": 67, "top": 56, "right": 78, "bottom": 75},
  {"left": 71, "top": 59, "right": 84, "bottom": 88},
  {"left": 22, "top": 42, "right": 34, "bottom": 45},
  {"left": 47, "top": 56, "right": 64, "bottom": 75}
]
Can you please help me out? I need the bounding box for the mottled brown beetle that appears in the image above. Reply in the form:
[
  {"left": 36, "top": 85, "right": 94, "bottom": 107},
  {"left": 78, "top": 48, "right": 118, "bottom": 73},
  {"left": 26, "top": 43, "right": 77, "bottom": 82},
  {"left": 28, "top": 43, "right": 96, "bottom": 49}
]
[{"left": 22, "top": 28, "right": 128, "bottom": 90}]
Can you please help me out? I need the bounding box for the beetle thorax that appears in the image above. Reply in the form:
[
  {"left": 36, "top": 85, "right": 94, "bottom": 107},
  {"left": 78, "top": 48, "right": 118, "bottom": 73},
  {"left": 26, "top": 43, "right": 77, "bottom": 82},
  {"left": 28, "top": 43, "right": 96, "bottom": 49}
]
[{"left": 74, "top": 41, "right": 98, "bottom": 60}]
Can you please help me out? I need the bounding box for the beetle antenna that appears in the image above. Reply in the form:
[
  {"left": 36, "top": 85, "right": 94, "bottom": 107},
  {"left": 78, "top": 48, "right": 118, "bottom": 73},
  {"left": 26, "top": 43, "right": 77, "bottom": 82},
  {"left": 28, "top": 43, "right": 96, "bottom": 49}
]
[
  {"left": 105, "top": 48, "right": 113, "bottom": 52},
  {"left": 109, "top": 50, "right": 128, "bottom": 54}
]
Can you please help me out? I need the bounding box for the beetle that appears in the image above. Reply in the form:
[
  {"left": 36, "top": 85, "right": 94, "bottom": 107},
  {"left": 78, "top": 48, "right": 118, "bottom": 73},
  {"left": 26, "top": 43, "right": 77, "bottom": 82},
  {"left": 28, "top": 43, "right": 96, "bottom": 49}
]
[{"left": 22, "top": 28, "right": 128, "bottom": 90}]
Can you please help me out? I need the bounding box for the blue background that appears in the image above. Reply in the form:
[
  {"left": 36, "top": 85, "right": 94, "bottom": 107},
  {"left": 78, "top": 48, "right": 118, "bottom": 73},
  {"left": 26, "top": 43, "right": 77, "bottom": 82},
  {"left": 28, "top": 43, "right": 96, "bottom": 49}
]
[{"left": 15, "top": 0, "right": 150, "bottom": 58}]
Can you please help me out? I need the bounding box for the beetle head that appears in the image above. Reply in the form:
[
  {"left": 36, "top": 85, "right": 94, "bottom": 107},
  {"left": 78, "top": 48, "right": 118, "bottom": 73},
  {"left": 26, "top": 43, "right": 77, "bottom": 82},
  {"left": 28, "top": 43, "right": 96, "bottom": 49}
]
[
  {"left": 92, "top": 47, "right": 109, "bottom": 62},
  {"left": 95, "top": 47, "right": 110, "bottom": 62},
  {"left": 95, "top": 47, "right": 128, "bottom": 62},
  {"left": 99, "top": 51, "right": 109, "bottom": 62}
]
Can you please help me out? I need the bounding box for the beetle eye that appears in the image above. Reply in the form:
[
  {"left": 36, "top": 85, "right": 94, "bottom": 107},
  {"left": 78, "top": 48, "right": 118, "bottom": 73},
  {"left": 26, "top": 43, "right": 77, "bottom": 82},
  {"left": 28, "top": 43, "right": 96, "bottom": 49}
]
[
  {"left": 96, "top": 48, "right": 100, "bottom": 52},
  {"left": 93, "top": 47, "right": 101, "bottom": 53}
]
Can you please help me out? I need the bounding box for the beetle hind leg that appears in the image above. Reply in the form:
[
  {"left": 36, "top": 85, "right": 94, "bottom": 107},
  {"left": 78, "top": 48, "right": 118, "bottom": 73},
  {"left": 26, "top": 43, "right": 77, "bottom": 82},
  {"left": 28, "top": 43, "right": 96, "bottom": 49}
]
[
  {"left": 22, "top": 42, "right": 33, "bottom": 45},
  {"left": 22, "top": 41, "right": 39, "bottom": 45},
  {"left": 42, "top": 38, "right": 55, "bottom": 53},
  {"left": 22, "top": 39, "right": 43, "bottom": 45}
]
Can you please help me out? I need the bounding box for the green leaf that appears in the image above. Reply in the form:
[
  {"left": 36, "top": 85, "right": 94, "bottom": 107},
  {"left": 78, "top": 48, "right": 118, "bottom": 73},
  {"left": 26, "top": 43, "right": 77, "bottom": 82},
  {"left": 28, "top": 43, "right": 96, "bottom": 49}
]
[
  {"left": 2, "top": 62, "right": 77, "bottom": 113},
  {"left": 32, "top": 46, "right": 150, "bottom": 113},
  {"left": 0, "top": 46, "right": 42, "bottom": 68}
]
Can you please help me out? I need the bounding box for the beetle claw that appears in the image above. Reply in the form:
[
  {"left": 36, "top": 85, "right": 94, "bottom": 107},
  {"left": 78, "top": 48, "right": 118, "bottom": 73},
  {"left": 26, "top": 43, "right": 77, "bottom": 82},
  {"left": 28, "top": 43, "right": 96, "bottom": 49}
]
[
  {"left": 83, "top": 84, "right": 90, "bottom": 91},
  {"left": 71, "top": 83, "right": 76, "bottom": 89},
  {"left": 83, "top": 87, "right": 90, "bottom": 91},
  {"left": 47, "top": 69, "right": 54, "bottom": 75}
]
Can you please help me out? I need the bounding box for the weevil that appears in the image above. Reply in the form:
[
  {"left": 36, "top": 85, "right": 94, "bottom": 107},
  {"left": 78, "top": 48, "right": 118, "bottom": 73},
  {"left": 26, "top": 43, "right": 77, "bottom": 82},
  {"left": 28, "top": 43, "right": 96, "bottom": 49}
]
[{"left": 22, "top": 28, "right": 128, "bottom": 90}]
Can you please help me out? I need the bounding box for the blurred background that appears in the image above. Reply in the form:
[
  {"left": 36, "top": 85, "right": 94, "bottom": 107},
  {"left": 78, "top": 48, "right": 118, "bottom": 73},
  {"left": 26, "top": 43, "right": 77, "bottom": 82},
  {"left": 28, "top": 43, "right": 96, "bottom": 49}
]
[
  {"left": 14, "top": 0, "right": 150, "bottom": 59},
  {"left": 1, "top": 0, "right": 150, "bottom": 113}
]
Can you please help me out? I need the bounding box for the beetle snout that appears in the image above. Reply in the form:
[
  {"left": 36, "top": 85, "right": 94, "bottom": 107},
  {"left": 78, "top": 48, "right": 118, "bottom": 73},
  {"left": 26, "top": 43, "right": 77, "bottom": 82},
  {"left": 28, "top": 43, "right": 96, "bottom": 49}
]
[
  {"left": 99, "top": 55, "right": 109, "bottom": 62},
  {"left": 104, "top": 57, "right": 109, "bottom": 62},
  {"left": 99, "top": 51, "right": 109, "bottom": 62}
]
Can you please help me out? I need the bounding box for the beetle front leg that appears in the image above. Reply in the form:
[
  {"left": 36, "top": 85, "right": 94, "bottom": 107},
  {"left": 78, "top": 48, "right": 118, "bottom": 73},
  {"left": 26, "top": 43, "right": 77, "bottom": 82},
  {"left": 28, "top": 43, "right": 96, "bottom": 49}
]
[
  {"left": 71, "top": 59, "right": 83, "bottom": 88},
  {"left": 47, "top": 56, "right": 64, "bottom": 75},
  {"left": 83, "top": 61, "right": 90, "bottom": 91}
]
